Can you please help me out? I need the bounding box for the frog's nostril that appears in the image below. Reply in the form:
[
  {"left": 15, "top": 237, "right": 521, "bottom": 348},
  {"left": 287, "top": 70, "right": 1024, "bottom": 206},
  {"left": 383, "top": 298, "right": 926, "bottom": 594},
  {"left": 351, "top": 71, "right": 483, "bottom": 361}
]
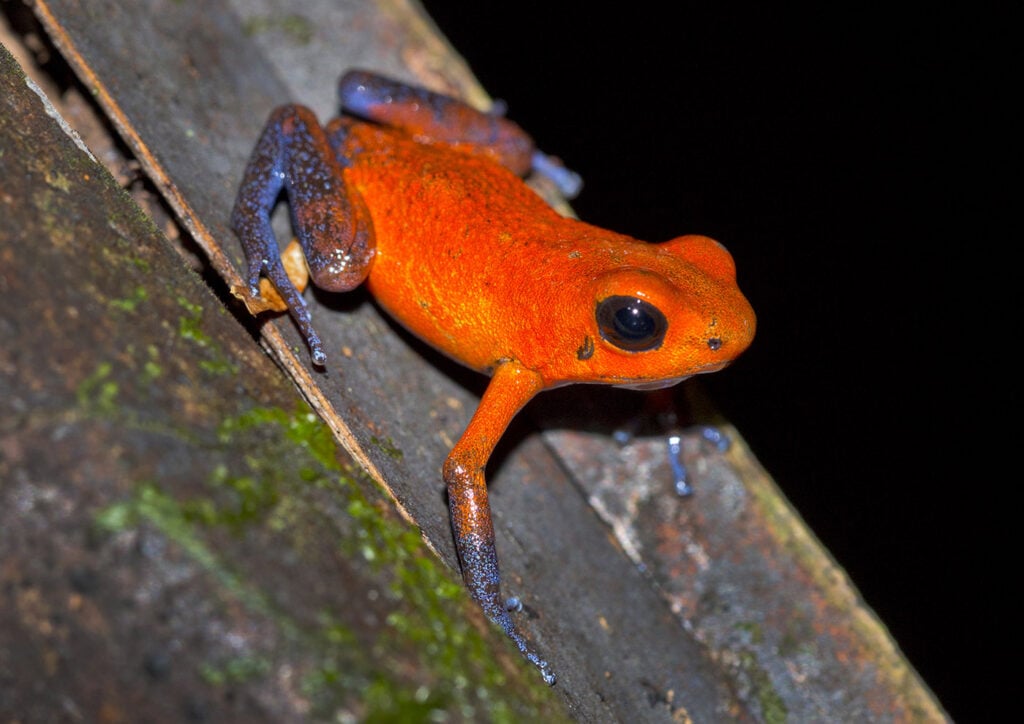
[{"left": 707, "top": 337, "right": 723, "bottom": 351}]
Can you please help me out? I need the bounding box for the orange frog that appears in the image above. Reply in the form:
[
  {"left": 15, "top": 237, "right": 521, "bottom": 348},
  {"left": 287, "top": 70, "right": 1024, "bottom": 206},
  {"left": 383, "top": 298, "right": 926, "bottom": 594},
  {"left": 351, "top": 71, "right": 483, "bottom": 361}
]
[{"left": 232, "top": 70, "right": 756, "bottom": 684}]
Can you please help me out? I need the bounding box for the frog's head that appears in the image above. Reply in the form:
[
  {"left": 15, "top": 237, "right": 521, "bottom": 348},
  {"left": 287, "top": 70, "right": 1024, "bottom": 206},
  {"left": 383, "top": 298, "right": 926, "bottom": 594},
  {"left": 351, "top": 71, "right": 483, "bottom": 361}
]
[{"left": 577, "top": 234, "right": 755, "bottom": 387}]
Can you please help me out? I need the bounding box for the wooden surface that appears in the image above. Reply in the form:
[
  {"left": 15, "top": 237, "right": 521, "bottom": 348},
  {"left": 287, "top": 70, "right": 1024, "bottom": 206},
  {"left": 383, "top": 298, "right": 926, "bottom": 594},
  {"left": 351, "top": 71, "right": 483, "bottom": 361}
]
[{"left": 1, "top": 0, "right": 947, "bottom": 720}]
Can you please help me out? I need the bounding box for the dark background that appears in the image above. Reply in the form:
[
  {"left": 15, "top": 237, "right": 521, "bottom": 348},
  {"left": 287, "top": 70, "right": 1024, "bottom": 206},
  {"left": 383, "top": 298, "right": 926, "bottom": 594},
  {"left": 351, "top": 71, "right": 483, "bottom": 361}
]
[{"left": 421, "top": 3, "right": 1011, "bottom": 720}]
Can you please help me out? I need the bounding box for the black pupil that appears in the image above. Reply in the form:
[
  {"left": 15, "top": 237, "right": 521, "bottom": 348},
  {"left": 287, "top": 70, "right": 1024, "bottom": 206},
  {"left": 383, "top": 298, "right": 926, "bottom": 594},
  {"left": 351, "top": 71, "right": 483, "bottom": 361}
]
[
  {"left": 596, "top": 296, "right": 667, "bottom": 352},
  {"left": 615, "top": 305, "right": 655, "bottom": 339}
]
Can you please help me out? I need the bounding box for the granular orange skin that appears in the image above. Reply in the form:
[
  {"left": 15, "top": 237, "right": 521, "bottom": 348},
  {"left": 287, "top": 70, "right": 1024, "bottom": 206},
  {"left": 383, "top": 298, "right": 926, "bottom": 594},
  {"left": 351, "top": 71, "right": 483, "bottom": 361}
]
[
  {"left": 232, "top": 71, "right": 755, "bottom": 685},
  {"left": 342, "top": 123, "right": 754, "bottom": 387}
]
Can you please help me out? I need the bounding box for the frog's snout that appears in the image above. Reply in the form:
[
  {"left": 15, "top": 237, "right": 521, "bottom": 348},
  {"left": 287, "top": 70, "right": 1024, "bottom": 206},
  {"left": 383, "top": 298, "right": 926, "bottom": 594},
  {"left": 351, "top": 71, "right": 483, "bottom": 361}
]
[
  {"left": 699, "top": 290, "right": 756, "bottom": 366},
  {"left": 713, "top": 294, "right": 757, "bottom": 360}
]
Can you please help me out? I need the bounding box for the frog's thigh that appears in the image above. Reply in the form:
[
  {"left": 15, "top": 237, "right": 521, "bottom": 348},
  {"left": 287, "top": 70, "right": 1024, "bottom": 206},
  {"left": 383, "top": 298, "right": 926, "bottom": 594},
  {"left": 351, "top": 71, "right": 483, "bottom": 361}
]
[
  {"left": 260, "top": 107, "right": 375, "bottom": 293},
  {"left": 337, "top": 69, "right": 535, "bottom": 174}
]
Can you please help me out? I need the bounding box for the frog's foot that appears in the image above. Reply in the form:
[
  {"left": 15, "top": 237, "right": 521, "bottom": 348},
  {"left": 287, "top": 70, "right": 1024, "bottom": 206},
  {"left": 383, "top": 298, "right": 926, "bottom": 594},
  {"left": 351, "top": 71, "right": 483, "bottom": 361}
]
[
  {"left": 487, "top": 598, "right": 555, "bottom": 685},
  {"left": 460, "top": 539, "right": 555, "bottom": 686},
  {"left": 615, "top": 412, "right": 730, "bottom": 496},
  {"left": 668, "top": 425, "right": 731, "bottom": 497},
  {"left": 232, "top": 211, "right": 327, "bottom": 366},
  {"left": 530, "top": 150, "right": 583, "bottom": 199},
  {"left": 500, "top": 597, "right": 555, "bottom": 683},
  {"left": 452, "top": 526, "right": 554, "bottom": 684},
  {"left": 667, "top": 434, "right": 692, "bottom": 496},
  {"left": 244, "top": 253, "right": 327, "bottom": 367}
]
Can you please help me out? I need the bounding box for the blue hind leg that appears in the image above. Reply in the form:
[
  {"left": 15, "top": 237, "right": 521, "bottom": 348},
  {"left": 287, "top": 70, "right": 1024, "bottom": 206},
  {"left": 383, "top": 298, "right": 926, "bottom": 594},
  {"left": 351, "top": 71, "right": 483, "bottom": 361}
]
[{"left": 337, "top": 69, "right": 581, "bottom": 197}]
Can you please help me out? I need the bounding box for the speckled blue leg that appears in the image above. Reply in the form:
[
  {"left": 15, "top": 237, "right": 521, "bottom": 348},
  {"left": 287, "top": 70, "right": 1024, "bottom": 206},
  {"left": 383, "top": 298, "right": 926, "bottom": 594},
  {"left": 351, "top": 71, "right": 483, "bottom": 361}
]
[
  {"left": 231, "top": 105, "right": 374, "bottom": 366},
  {"left": 336, "top": 69, "right": 581, "bottom": 197},
  {"left": 447, "top": 519, "right": 555, "bottom": 685}
]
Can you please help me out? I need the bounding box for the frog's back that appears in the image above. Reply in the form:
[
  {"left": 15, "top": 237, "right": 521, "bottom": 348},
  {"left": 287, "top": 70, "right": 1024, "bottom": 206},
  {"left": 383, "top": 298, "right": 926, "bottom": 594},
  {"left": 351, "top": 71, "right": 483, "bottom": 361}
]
[
  {"left": 342, "top": 124, "right": 583, "bottom": 371},
  {"left": 341, "top": 123, "right": 562, "bottom": 235},
  {"left": 336, "top": 124, "right": 754, "bottom": 387}
]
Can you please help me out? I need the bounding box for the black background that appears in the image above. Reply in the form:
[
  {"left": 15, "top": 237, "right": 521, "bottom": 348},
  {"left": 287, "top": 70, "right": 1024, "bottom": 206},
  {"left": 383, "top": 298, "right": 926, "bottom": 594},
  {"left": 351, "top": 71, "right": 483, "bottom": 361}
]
[{"left": 421, "top": 3, "right": 1011, "bottom": 720}]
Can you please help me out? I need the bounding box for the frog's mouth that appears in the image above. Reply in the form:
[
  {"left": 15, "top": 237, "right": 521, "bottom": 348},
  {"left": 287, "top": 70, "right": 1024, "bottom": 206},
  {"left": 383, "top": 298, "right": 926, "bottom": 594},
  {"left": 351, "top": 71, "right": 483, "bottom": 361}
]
[
  {"left": 614, "top": 359, "right": 732, "bottom": 391},
  {"left": 616, "top": 376, "right": 691, "bottom": 391}
]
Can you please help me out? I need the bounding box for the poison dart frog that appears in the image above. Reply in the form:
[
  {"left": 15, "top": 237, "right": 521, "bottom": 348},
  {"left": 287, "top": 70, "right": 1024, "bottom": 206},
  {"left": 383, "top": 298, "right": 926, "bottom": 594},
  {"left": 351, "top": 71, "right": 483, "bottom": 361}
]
[{"left": 231, "top": 70, "right": 756, "bottom": 684}]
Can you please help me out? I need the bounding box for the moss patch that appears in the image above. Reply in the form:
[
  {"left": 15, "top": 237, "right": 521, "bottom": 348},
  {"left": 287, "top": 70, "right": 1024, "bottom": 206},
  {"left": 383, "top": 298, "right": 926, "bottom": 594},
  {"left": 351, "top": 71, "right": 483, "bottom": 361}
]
[{"left": 94, "top": 405, "right": 560, "bottom": 720}]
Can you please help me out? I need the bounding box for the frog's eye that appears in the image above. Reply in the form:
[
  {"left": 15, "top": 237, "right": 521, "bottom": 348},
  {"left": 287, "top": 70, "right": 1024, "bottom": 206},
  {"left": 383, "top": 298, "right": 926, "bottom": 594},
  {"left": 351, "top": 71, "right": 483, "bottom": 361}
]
[{"left": 596, "top": 296, "right": 668, "bottom": 352}]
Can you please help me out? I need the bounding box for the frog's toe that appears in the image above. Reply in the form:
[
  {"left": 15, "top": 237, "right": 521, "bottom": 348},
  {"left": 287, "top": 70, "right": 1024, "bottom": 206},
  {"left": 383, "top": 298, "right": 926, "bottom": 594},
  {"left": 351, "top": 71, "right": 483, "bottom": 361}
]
[
  {"left": 669, "top": 425, "right": 732, "bottom": 496},
  {"left": 667, "top": 434, "right": 694, "bottom": 496},
  {"left": 530, "top": 150, "right": 583, "bottom": 199},
  {"left": 699, "top": 424, "right": 730, "bottom": 453}
]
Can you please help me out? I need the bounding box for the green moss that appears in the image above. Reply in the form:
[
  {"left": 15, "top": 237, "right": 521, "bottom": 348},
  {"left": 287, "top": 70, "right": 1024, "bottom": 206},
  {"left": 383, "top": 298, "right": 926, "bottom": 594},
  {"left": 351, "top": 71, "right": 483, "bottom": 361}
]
[
  {"left": 242, "top": 14, "right": 315, "bottom": 44},
  {"left": 76, "top": 362, "right": 119, "bottom": 413},
  {"left": 93, "top": 497, "right": 135, "bottom": 531},
  {"left": 222, "top": 407, "right": 520, "bottom": 694},
  {"left": 734, "top": 620, "right": 765, "bottom": 645},
  {"left": 180, "top": 464, "right": 280, "bottom": 531},
  {"left": 200, "top": 655, "right": 273, "bottom": 686},
  {"left": 361, "top": 675, "right": 457, "bottom": 723},
  {"left": 94, "top": 482, "right": 289, "bottom": 637},
  {"left": 143, "top": 360, "right": 163, "bottom": 382},
  {"left": 174, "top": 296, "right": 238, "bottom": 375},
  {"left": 176, "top": 296, "right": 211, "bottom": 347},
  {"left": 369, "top": 435, "right": 404, "bottom": 461},
  {"left": 318, "top": 612, "right": 359, "bottom": 647},
  {"left": 776, "top": 617, "right": 815, "bottom": 659},
  {"left": 737, "top": 650, "right": 788, "bottom": 724},
  {"left": 94, "top": 404, "right": 557, "bottom": 719},
  {"left": 44, "top": 170, "right": 72, "bottom": 192},
  {"left": 199, "top": 357, "right": 240, "bottom": 375},
  {"left": 108, "top": 285, "right": 149, "bottom": 312}
]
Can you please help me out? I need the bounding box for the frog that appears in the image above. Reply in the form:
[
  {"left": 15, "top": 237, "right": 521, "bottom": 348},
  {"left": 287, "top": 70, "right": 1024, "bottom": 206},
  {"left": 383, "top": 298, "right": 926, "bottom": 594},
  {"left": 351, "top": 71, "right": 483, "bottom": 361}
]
[{"left": 231, "top": 69, "right": 756, "bottom": 684}]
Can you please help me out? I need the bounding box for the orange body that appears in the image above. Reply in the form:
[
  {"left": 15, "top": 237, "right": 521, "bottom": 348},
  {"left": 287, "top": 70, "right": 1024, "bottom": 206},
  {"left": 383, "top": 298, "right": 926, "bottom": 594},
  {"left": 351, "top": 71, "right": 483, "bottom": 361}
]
[{"left": 342, "top": 123, "right": 755, "bottom": 388}]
